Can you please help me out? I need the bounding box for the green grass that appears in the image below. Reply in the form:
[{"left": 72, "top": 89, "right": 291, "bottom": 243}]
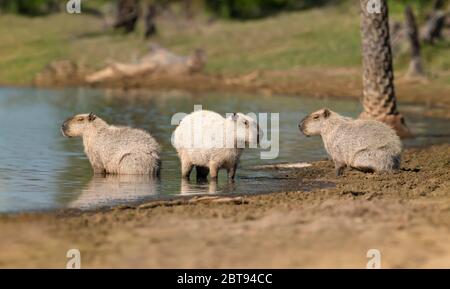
[
  {"left": 0, "top": 14, "right": 94, "bottom": 84},
  {"left": 0, "top": 1, "right": 448, "bottom": 85}
]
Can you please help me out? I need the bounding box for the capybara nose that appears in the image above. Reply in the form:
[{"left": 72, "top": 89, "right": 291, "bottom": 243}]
[
  {"left": 61, "top": 121, "right": 69, "bottom": 137},
  {"left": 298, "top": 120, "right": 309, "bottom": 137}
]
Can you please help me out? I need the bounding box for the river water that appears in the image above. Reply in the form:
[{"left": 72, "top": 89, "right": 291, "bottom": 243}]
[{"left": 0, "top": 87, "right": 448, "bottom": 212}]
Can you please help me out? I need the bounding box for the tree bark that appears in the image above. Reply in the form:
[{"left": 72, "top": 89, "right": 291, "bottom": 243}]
[
  {"left": 144, "top": 4, "right": 158, "bottom": 38},
  {"left": 422, "top": 0, "right": 447, "bottom": 44},
  {"left": 432, "top": 0, "right": 445, "bottom": 10},
  {"left": 404, "top": 6, "right": 425, "bottom": 79},
  {"left": 359, "top": 0, "right": 412, "bottom": 138},
  {"left": 183, "top": 0, "right": 194, "bottom": 19},
  {"left": 114, "top": 0, "right": 140, "bottom": 33},
  {"left": 422, "top": 11, "right": 446, "bottom": 44}
]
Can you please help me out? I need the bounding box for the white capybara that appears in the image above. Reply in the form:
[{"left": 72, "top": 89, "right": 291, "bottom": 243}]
[
  {"left": 299, "top": 108, "right": 402, "bottom": 176},
  {"left": 172, "top": 110, "right": 260, "bottom": 181},
  {"left": 61, "top": 113, "right": 161, "bottom": 176}
]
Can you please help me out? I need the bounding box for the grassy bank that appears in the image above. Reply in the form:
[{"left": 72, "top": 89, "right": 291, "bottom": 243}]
[{"left": 0, "top": 2, "right": 449, "bottom": 86}]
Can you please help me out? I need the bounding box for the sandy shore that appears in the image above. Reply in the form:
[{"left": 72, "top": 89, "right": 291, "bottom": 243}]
[{"left": 0, "top": 144, "right": 449, "bottom": 268}]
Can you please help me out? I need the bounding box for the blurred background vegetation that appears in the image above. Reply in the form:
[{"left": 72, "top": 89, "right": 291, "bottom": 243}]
[
  {"left": 0, "top": 0, "right": 448, "bottom": 85},
  {"left": 0, "top": 0, "right": 437, "bottom": 18}
]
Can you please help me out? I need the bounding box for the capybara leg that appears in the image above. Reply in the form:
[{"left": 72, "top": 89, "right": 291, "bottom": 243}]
[
  {"left": 354, "top": 166, "right": 375, "bottom": 173},
  {"left": 208, "top": 180, "right": 218, "bottom": 193},
  {"left": 118, "top": 153, "right": 159, "bottom": 175},
  {"left": 181, "top": 160, "right": 193, "bottom": 179},
  {"left": 117, "top": 154, "right": 138, "bottom": 174},
  {"left": 227, "top": 164, "right": 238, "bottom": 181},
  {"left": 352, "top": 152, "right": 378, "bottom": 173},
  {"left": 155, "top": 159, "right": 161, "bottom": 178},
  {"left": 335, "top": 162, "right": 346, "bottom": 176},
  {"left": 196, "top": 166, "right": 209, "bottom": 182},
  {"left": 92, "top": 165, "right": 106, "bottom": 175},
  {"left": 209, "top": 162, "right": 219, "bottom": 180}
]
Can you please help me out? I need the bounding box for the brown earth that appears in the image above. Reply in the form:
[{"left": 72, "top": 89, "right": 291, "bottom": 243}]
[{"left": 0, "top": 144, "right": 449, "bottom": 268}]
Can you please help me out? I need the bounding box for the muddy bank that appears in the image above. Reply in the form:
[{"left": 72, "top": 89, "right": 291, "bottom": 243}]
[
  {"left": 33, "top": 67, "right": 450, "bottom": 119},
  {"left": 0, "top": 144, "right": 449, "bottom": 268}
]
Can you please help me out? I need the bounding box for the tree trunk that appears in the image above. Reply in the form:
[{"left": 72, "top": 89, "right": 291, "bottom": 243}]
[
  {"left": 404, "top": 6, "right": 425, "bottom": 79},
  {"left": 422, "top": 11, "right": 446, "bottom": 44},
  {"left": 389, "top": 21, "right": 404, "bottom": 55},
  {"left": 144, "top": 4, "right": 158, "bottom": 38},
  {"left": 114, "top": 0, "right": 140, "bottom": 33},
  {"left": 359, "top": 0, "right": 412, "bottom": 138},
  {"left": 422, "top": 0, "right": 446, "bottom": 44},
  {"left": 183, "top": 0, "right": 194, "bottom": 19},
  {"left": 432, "top": 0, "right": 445, "bottom": 10}
]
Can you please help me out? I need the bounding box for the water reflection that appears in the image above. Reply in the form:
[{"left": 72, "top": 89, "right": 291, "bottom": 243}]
[
  {"left": 180, "top": 179, "right": 238, "bottom": 195},
  {"left": 68, "top": 175, "right": 159, "bottom": 210}
]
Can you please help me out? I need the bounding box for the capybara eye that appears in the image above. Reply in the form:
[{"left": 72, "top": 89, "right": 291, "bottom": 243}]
[
  {"left": 244, "top": 120, "right": 249, "bottom": 126},
  {"left": 313, "top": 115, "right": 320, "bottom": 120},
  {"left": 77, "top": 118, "right": 84, "bottom": 122}
]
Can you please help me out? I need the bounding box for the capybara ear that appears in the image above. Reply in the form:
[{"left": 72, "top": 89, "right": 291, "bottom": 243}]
[
  {"left": 229, "top": 112, "right": 238, "bottom": 122},
  {"left": 323, "top": 109, "right": 331, "bottom": 118},
  {"left": 88, "top": 112, "right": 97, "bottom": 122}
]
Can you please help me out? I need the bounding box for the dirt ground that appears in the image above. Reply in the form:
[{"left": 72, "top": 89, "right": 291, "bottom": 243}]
[{"left": 0, "top": 144, "right": 449, "bottom": 268}]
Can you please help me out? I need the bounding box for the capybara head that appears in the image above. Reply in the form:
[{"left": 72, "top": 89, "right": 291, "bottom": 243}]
[
  {"left": 61, "top": 113, "right": 98, "bottom": 137},
  {"left": 226, "top": 112, "right": 262, "bottom": 148},
  {"left": 298, "top": 108, "right": 331, "bottom": 136}
]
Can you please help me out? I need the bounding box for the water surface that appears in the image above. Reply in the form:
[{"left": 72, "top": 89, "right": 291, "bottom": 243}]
[{"left": 0, "top": 87, "right": 448, "bottom": 212}]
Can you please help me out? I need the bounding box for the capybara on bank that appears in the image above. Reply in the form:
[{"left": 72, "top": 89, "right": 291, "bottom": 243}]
[{"left": 299, "top": 108, "right": 402, "bottom": 175}]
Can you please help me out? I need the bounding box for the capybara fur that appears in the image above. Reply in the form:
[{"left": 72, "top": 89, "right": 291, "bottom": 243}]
[
  {"left": 299, "top": 108, "right": 402, "bottom": 175},
  {"left": 62, "top": 113, "right": 161, "bottom": 176},
  {"left": 172, "top": 110, "right": 260, "bottom": 181}
]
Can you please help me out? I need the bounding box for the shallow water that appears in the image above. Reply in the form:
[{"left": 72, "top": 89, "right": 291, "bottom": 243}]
[{"left": 0, "top": 87, "right": 449, "bottom": 213}]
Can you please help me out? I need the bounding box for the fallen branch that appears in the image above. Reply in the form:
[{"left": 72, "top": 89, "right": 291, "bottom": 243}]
[{"left": 85, "top": 45, "right": 207, "bottom": 84}]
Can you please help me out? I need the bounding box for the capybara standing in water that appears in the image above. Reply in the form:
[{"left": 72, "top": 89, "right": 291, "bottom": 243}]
[
  {"left": 172, "top": 110, "right": 260, "bottom": 181},
  {"left": 61, "top": 113, "right": 161, "bottom": 176},
  {"left": 299, "top": 108, "right": 402, "bottom": 176}
]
